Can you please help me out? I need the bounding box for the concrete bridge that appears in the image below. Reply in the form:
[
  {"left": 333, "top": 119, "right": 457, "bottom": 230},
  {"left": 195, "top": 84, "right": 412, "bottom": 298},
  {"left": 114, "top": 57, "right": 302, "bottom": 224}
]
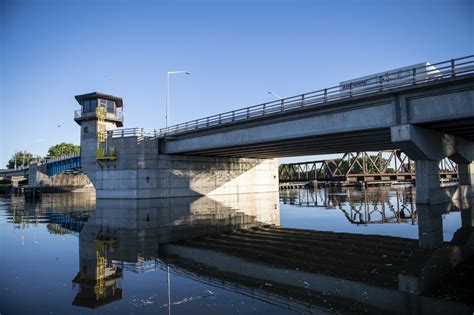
[{"left": 75, "top": 55, "right": 474, "bottom": 203}]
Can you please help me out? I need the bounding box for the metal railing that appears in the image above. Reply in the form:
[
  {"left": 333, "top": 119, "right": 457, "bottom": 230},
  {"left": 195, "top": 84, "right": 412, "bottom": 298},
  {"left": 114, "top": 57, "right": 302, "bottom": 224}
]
[
  {"left": 107, "top": 127, "right": 159, "bottom": 138},
  {"left": 109, "top": 55, "right": 474, "bottom": 139},
  {"left": 44, "top": 153, "right": 81, "bottom": 163}
]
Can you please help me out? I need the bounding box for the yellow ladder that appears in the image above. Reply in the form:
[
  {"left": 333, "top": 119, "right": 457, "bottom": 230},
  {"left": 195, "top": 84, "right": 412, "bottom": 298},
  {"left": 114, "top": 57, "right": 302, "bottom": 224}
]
[{"left": 96, "top": 106, "right": 107, "bottom": 159}]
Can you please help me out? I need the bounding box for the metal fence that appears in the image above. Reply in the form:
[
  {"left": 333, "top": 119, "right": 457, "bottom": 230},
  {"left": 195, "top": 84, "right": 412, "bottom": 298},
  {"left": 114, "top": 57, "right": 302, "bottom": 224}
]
[{"left": 108, "top": 55, "right": 474, "bottom": 139}]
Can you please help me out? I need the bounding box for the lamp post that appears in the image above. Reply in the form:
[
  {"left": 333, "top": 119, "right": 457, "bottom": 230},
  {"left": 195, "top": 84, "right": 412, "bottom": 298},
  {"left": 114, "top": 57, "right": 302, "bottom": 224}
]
[
  {"left": 267, "top": 91, "right": 283, "bottom": 100},
  {"left": 166, "top": 71, "right": 191, "bottom": 132}
]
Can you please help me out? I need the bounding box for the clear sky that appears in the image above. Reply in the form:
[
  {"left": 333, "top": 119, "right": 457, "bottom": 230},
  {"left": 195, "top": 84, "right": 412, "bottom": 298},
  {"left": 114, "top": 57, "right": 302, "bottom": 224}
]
[{"left": 0, "top": 0, "right": 472, "bottom": 167}]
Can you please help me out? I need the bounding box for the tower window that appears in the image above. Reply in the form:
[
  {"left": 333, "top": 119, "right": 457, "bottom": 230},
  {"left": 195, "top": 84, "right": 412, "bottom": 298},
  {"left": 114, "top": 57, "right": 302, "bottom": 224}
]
[
  {"left": 107, "top": 100, "right": 115, "bottom": 113},
  {"left": 83, "top": 100, "right": 91, "bottom": 113},
  {"left": 84, "top": 127, "right": 89, "bottom": 133},
  {"left": 90, "top": 99, "right": 97, "bottom": 111},
  {"left": 82, "top": 99, "right": 97, "bottom": 113}
]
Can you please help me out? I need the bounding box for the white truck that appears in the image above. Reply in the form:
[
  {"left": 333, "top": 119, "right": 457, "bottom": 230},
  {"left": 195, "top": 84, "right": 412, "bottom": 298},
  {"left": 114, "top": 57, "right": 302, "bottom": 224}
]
[{"left": 339, "top": 62, "right": 441, "bottom": 95}]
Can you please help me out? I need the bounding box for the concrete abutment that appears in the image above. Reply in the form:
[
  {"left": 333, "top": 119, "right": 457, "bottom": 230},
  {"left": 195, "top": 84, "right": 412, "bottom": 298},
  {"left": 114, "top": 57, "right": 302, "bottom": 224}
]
[{"left": 84, "top": 137, "right": 279, "bottom": 199}]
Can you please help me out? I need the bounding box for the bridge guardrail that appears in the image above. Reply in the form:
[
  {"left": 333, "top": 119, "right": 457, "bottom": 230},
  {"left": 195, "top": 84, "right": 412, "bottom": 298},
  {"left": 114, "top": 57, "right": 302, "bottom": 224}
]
[
  {"left": 44, "top": 153, "right": 81, "bottom": 163},
  {"left": 107, "top": 128, "right": 159, "bottom": 138},
  {"left": 107, "top": 55, "right": 473, "bottom": 140}
]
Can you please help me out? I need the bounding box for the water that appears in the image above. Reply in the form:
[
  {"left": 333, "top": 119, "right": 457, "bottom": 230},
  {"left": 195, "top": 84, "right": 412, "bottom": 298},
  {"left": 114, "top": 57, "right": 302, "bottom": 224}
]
[
  {"left": 0, "top": 187, "right": 473, "bottom": 314},
  {"left": 280, "top": 187, "right": 462, "bottom": 240}
]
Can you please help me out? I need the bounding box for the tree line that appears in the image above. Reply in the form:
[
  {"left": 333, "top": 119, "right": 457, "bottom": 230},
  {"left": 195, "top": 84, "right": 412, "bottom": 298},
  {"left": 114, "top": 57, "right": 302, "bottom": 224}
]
[{"left": 6, "top": 143, "right": 80, "bottom": 169}]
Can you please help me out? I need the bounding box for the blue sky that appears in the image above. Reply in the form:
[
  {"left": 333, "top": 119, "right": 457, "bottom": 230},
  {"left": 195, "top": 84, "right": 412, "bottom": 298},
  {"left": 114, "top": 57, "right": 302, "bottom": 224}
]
[{"left": 0, "top": 0, "right": 472, "bottom": 167}]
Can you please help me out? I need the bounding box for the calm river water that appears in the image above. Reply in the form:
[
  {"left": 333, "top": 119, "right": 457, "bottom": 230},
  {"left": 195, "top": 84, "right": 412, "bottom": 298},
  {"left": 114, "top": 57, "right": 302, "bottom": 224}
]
[{"left": 0, "top": 187, "right": 473, "bottom": 314}]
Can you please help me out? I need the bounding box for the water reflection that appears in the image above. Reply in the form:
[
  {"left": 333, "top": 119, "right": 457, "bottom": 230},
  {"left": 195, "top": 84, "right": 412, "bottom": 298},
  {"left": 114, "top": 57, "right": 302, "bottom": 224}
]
[
  {"left": 72, "top": 234, "right": 123, "bottom": 308},
  {"left": 281, "top": 186, "right": 417, "bottom": 225},
  {"left": 4, "top": 193, "right": 95, "bottom": 227},
  {"left": 72, "top": 193, "right": 280, "bottom": 310},
  {"left": 160, "top": 196, "right": 474, "bottom": 314},
  {"left": 1, "top": 189, "right": 473, "bottom": 314}
]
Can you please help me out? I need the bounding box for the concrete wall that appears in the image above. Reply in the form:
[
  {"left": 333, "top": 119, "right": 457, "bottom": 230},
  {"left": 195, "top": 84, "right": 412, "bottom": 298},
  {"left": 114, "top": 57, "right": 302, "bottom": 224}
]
[
  {"left": 28, "top": 163, "right": 93, "bottom": 192},
  {"left": 84, "top": 136, "right": 278, "bottom": 199}
]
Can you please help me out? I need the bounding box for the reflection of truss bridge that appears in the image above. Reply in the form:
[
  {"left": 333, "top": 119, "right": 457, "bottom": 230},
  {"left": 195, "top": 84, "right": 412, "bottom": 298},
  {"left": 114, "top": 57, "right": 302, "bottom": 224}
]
[
  {"left": 279, "top": 150, "right": 457, "bottom": 182},
  {"left": 280, "top": 188, "right": 418, "bottom": 225}
]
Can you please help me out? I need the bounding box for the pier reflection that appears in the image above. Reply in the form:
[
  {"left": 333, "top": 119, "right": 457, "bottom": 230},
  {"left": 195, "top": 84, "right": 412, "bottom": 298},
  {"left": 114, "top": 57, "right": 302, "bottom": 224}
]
[{"left": 72, "top": 192, "right": 280, "bottom": 308}]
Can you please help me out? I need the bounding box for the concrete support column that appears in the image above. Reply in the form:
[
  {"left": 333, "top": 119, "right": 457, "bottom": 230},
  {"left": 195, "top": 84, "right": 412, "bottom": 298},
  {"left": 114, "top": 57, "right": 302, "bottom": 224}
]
[
  {"left": 417, "top": 204, "right": 444, "bottom": 249},
  {"left": 461, "top": 204, "right": 474, "bottom": 230},
  {"left": 415, "top": 160, "right": 441, "bottom": 204},
  {"left": 391, "top": 124, "right": 469, "bottom": 204},
  {"left": 458, "top": 163, "right": 474, "bottom": 186}
]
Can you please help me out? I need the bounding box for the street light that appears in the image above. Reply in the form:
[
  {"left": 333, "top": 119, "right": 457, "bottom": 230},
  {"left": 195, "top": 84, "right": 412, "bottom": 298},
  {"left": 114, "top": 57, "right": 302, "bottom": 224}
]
[
  {"left": 166, "top": 71, "right": 191, "bottom": 132},
  {"left": 267, "top": 91, "right": 283, "bottom": 100}
]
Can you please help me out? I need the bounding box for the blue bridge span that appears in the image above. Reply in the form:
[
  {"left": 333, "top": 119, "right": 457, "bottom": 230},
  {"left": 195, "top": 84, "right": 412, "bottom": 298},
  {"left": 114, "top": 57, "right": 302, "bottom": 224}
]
[{"left": 0, "top": 154, "right": 81, "bottom": 179}]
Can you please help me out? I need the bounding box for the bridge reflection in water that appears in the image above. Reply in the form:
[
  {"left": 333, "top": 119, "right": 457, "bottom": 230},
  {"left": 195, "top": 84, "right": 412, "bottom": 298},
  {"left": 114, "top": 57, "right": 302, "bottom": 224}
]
[
  {"left": 280, "top": 186, "right": 417, "bottom": 225},
  {"left": 56, "top": 189, "right": 472, "bottom": 314},
  {"left": 6, "top": 191, "right": 472, "bottom": 313}
]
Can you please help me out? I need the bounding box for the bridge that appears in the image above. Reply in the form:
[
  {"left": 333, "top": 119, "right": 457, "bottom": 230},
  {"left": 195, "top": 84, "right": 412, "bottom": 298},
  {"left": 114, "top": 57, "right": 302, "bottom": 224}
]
[
  {"left": 154, "top": 56, "right": 474, "bottom": 157},
  {"left": 0, "top": 154, "right": 81, "bottom": 179},
  {"left": 0, "top": 154, "right": 88, "bottom": 193},
  {"left": 84, "top": 55, "right": 474, "bottom": 203},
  {"left": 279, "top": 149, "right": 458, "bottom": 183},
  {"left": 3, "top": 56, "right": 474, "bottom": 204}
]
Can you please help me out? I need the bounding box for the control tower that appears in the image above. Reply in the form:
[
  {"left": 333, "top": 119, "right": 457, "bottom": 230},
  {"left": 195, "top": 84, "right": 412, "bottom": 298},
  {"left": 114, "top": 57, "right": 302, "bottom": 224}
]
[{"left": 74, "top": 92, "right": 124, "bottom": 167}]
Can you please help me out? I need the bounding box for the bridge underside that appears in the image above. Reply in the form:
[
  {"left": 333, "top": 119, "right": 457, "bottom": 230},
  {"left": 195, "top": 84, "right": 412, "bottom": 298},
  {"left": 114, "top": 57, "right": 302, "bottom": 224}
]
[
  {"left": 171, "top": 128, "right": 396, "bottom": 158},
  {"left": 166, "top": 117, "right": 474, "bottom": 158},
  {"left": 161, "top": 115, "right": 474, "bottom": 159},
  {"left": 418, "top": 118, "right": 474, "bottom": 142}
]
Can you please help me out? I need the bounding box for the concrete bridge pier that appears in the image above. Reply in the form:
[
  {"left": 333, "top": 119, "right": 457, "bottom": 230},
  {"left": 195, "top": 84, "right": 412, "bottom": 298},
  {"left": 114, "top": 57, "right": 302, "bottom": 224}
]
[
  {"left": 414, "top": 160, "right": 442, "bottom": 205},
  {"left": 449, "top": 139, "right": 474, "bottom": 203},
  {"left": 416, "top": 203, "right": 444, "bottom": 249},
  {"left": 391, "top": 124, "right": 474, "bottom": 204},
  {"left": 458, "top": 163, "right": 474, "bottom": 186}
]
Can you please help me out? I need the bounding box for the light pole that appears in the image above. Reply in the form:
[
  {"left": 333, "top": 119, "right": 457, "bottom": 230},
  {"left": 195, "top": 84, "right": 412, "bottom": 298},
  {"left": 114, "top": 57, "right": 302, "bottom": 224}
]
[
  {"left": 267, "top": 91, "right": 283, "bottom": 100},
  {"left": 166, "top": 71, "right": 191, "bottom": 132}
]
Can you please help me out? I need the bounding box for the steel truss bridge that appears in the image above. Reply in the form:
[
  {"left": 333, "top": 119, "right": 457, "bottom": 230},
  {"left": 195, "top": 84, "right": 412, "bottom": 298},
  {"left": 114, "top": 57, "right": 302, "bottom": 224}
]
[{"left": 279, "top": 150, "right": 458, "bottom": 183}]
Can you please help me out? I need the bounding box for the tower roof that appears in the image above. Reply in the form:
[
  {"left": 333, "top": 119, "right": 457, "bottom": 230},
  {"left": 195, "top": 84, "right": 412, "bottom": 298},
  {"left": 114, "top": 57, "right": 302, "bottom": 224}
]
[{"left": 75, "top": 92, "right": 123, "bottom": 108}]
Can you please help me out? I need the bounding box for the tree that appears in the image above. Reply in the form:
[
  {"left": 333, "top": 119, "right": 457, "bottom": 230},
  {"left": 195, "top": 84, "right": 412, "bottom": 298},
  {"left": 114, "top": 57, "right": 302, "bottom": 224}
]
[
  {"left": 47, "top": 143, "right": 80, "bottom": 157},
  {"left": 6, "top": 151, "right": 42, "bottom": 169}
]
